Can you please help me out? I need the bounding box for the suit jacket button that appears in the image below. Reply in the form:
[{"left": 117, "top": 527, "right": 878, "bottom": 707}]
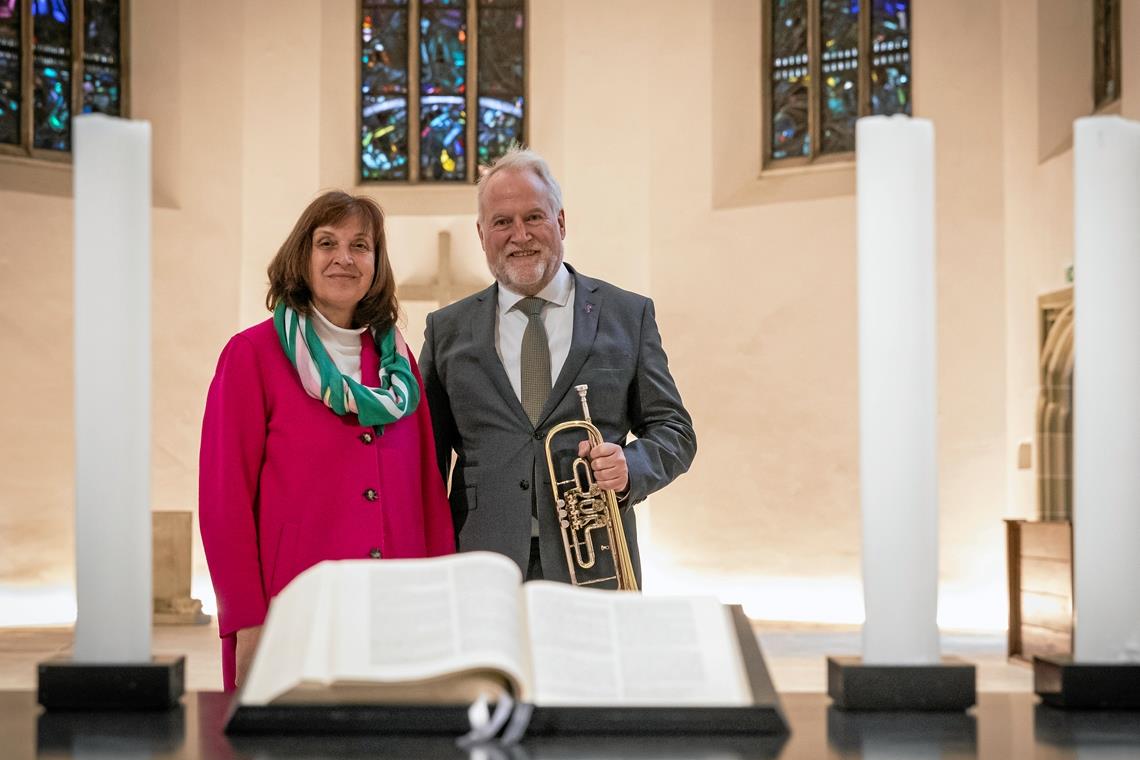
[
  {"left": 360, "top": 432, "right": 374, "bottom": 444},
  {"left": 519, "top": 480, "right": 530, "bottom": 491},
  {"left": 369, "top": 547, "right": 382, "bottom": 559},
  {"left": 364, "top": 488, "right": 378, "bottom": 501},
  {"left": 534, "top": 430, "right": 543, "bottom": 440}
]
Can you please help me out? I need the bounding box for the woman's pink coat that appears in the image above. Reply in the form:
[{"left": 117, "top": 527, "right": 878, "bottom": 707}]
[{"left": 198, "top": 319, "right": 454, "bottom": 690}]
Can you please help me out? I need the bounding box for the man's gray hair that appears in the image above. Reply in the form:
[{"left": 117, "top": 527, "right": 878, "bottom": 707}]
[{"left": 477, "top": 146, "right": 564, "bottom": 217}]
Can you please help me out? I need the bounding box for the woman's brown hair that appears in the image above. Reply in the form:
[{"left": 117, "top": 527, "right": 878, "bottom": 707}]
[{"left": 266, "top": 191, "right": 398, "bottom": 333}]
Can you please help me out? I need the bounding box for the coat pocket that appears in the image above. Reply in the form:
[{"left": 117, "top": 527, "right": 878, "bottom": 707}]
[
  {"left": 267, "top": 522, "right": 300, "bottom": 595},
  {"left": 459, "top": 465, "right": 481, "bottom": 512}
]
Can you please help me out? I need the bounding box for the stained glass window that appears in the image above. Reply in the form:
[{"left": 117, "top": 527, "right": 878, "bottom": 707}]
[
  {"left": 361, "top": 0, "right": 410, "bottom": 180},
  {"left": 32, "top": 0, "right": 72, "bottom": 151},
  {"left": 870, "top": 0, "right": 910, "bottom": 117},
  {"left": 419, "top": 0, "right": 467, "bottom": 181},
  {"left": 1093, "top": 0, "right": 1121, "bottom": 110},
  {"left": 0, "top": 0, "right": 20, "bottom": 145},
  {"left": 765, "top": 0, "right": 911, "bottom": 166},
  {"left": 476, "top": 0, "right": 524, "bottom": 173},
  {"left": 358, "top": 0, "right": 526, "bottom": 183},
  {"left": 82, "top": 0, "right": 122, "bottom": 116},
  {"left": 0, "top": 0, "right": 127, "bottom": 158},
  {"left": 820, "top": 0, "right": 858, "bottom": 154},
  {"left": 770, "top": 0, "right": 808, "bottom": 159}
]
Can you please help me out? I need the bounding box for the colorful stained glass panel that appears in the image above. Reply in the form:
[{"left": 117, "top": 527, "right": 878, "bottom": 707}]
[
  {"left": 362, "top": 98, "right": 409, "bottom": 179},
  {"left": 477, "top": 1, "right": 524, "bottom": 170},
  {"left": 82, "top": 0, "right": 121, "bottom": 115},
  {"left": 33, "top": 0, "right": 72, "bottom": 151},
  {"left": 770, "top": 0, "right": 809, "bottom": 160},
  {"left": 420, "top": 94, "right": 465, "bottom": 181},
  {"left": 871, "top": 0, "right": 910, "bottom": 116},
  {"left": 419, "top": 2, "right": 466, "bottom": 181},
  {"left": 477, "top": 96, "right": 521, "bottom": 172},
  {"left": 0, "top": 0, "right": 19, "bottom": 145},
  {"left": 820, "top": 0, "right": 858, "bottom": 154},
  {"left": 419, "top": 6, "right": 466, "bottom": 96},
  {"left": 361, "top": 0, "right": 409, "bottom": 181},
  {"left": 478, "top": 4, "right": 523, "bottom": 96},
  {"left": 359, "top": 0, "right": 524, "bottom": 182}
]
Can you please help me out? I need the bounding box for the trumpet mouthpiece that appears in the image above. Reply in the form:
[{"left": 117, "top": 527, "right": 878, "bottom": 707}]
[{"left": 575, "top": 384, "right": 592, "bottom": 421}]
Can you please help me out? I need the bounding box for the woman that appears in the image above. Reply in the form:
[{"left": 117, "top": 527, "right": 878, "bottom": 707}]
[{"left": 199, "top": 191, "right": 454, "bottom": 691}]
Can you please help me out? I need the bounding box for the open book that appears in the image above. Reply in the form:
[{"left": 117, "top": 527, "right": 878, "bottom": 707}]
[{"left": 237, "top": 552, "right": 764, "bottom": 714}]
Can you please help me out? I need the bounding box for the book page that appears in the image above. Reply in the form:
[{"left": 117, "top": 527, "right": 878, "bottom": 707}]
[
  {"left": 524, "top": 583, "right": 752, "bottom": 707},
  {"left": 240, "top": 563, "right": 332, "bottom": 705},
  {"left": 329, "top": 552, "right": 532, "bottom": 699}
]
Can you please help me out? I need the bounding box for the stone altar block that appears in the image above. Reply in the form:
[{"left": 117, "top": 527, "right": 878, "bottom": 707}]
[{"left": 152, "top": 511, "right": 209, "bottom": 625}]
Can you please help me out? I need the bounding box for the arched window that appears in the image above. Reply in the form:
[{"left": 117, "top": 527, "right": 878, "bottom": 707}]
[
  {"left": 1093, "top": 0, "right": 1121, "bottom": 111},
  {"left": 359, "top": 0, "right": 526, "bottom": 183},
  {"left": 0, "top": 0, "right": 127, "bottom": 159},
  {"left": 763, "top": 0, "right": 910, "bottom": 168}
]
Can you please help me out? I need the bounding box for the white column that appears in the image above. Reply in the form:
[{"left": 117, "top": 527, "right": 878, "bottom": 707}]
[
  {"left": 72, "top": 115, "right": 152, "bottom": 663},
  {"left": 856, "top": 115, "right": 940, "bottom": 665},
  {"left": 1072, "top": 116, "right": 1140, "bottom": 663}
]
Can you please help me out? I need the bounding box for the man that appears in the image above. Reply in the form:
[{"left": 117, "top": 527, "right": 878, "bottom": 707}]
[{"left": 419, "top": 148, "right": 695, "bottom": 586}]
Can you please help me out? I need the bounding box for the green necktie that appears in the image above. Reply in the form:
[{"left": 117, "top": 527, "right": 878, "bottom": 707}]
[{"left": 517, "top": 297, "right": 551, "bottom": 425}]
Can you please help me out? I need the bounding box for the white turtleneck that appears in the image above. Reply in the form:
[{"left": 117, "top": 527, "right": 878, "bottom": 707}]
[{"left": 311, "top": 307, "right": 367, "bottom": 382}]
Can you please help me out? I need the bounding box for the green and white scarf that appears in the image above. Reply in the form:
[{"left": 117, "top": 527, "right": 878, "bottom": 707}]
[{"left": 274, "top": 302, "right": 419, "bottom": 430}]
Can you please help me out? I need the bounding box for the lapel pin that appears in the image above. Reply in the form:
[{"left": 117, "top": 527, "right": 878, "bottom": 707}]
[{"left": 584, "top": 302, "right": 593, "bottom": 314}]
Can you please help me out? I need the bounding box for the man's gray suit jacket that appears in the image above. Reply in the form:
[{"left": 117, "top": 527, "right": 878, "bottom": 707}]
[{"left": 419, "top": 264, "right": 696, "bottom": 585}]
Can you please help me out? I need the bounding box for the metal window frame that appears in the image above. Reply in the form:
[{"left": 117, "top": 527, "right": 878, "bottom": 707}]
[{"left": 0, "top": 0, "right": 130, "bottom": 161}]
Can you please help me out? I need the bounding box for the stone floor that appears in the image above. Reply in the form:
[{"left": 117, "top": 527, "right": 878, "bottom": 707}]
[{"left": 0, "top": 618, "right": 1033, "bottom": 693}]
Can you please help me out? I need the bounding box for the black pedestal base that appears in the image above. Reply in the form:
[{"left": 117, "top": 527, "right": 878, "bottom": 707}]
[
  {"left": 828, "top": 706, "right": 978, "bottom": 755},
  {"left": 827, "top": 656, "right": 976, "bottom": 711},
  {"left": 38, "top": 655, "right": 185, "bottom": 711},
  {"left": 1034, "top": 655, "right": 1140, "bottom": 709}
]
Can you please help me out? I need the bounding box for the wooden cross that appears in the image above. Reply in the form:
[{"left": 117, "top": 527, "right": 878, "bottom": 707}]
[{"left": 398, "top": 231, "right": 487, "bottom": 306}]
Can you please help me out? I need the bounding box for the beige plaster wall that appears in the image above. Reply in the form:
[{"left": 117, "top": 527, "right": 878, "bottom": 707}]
[
  {"left": 0, "top": 190, "right": 73, "bottom": 591},
  {"left": 6, "top": 0, "right": 1110, "bottom": 630},
  {"left": 0, "top": 0, "right": 247, "bottom": 617},
  {"left": 913, "top": 0, "right": 1009, "bottom": 623},
  {"left": 1000, "top": 0, "right": 1136, "bottom": 524},
  {"left": 627, "top": 0, "right": 1008, "bottom": 626}
]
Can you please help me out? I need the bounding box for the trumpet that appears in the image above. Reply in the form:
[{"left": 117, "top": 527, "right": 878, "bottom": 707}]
[{"left": 544, "top": 384, "right": 639, "bottom": 591}]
